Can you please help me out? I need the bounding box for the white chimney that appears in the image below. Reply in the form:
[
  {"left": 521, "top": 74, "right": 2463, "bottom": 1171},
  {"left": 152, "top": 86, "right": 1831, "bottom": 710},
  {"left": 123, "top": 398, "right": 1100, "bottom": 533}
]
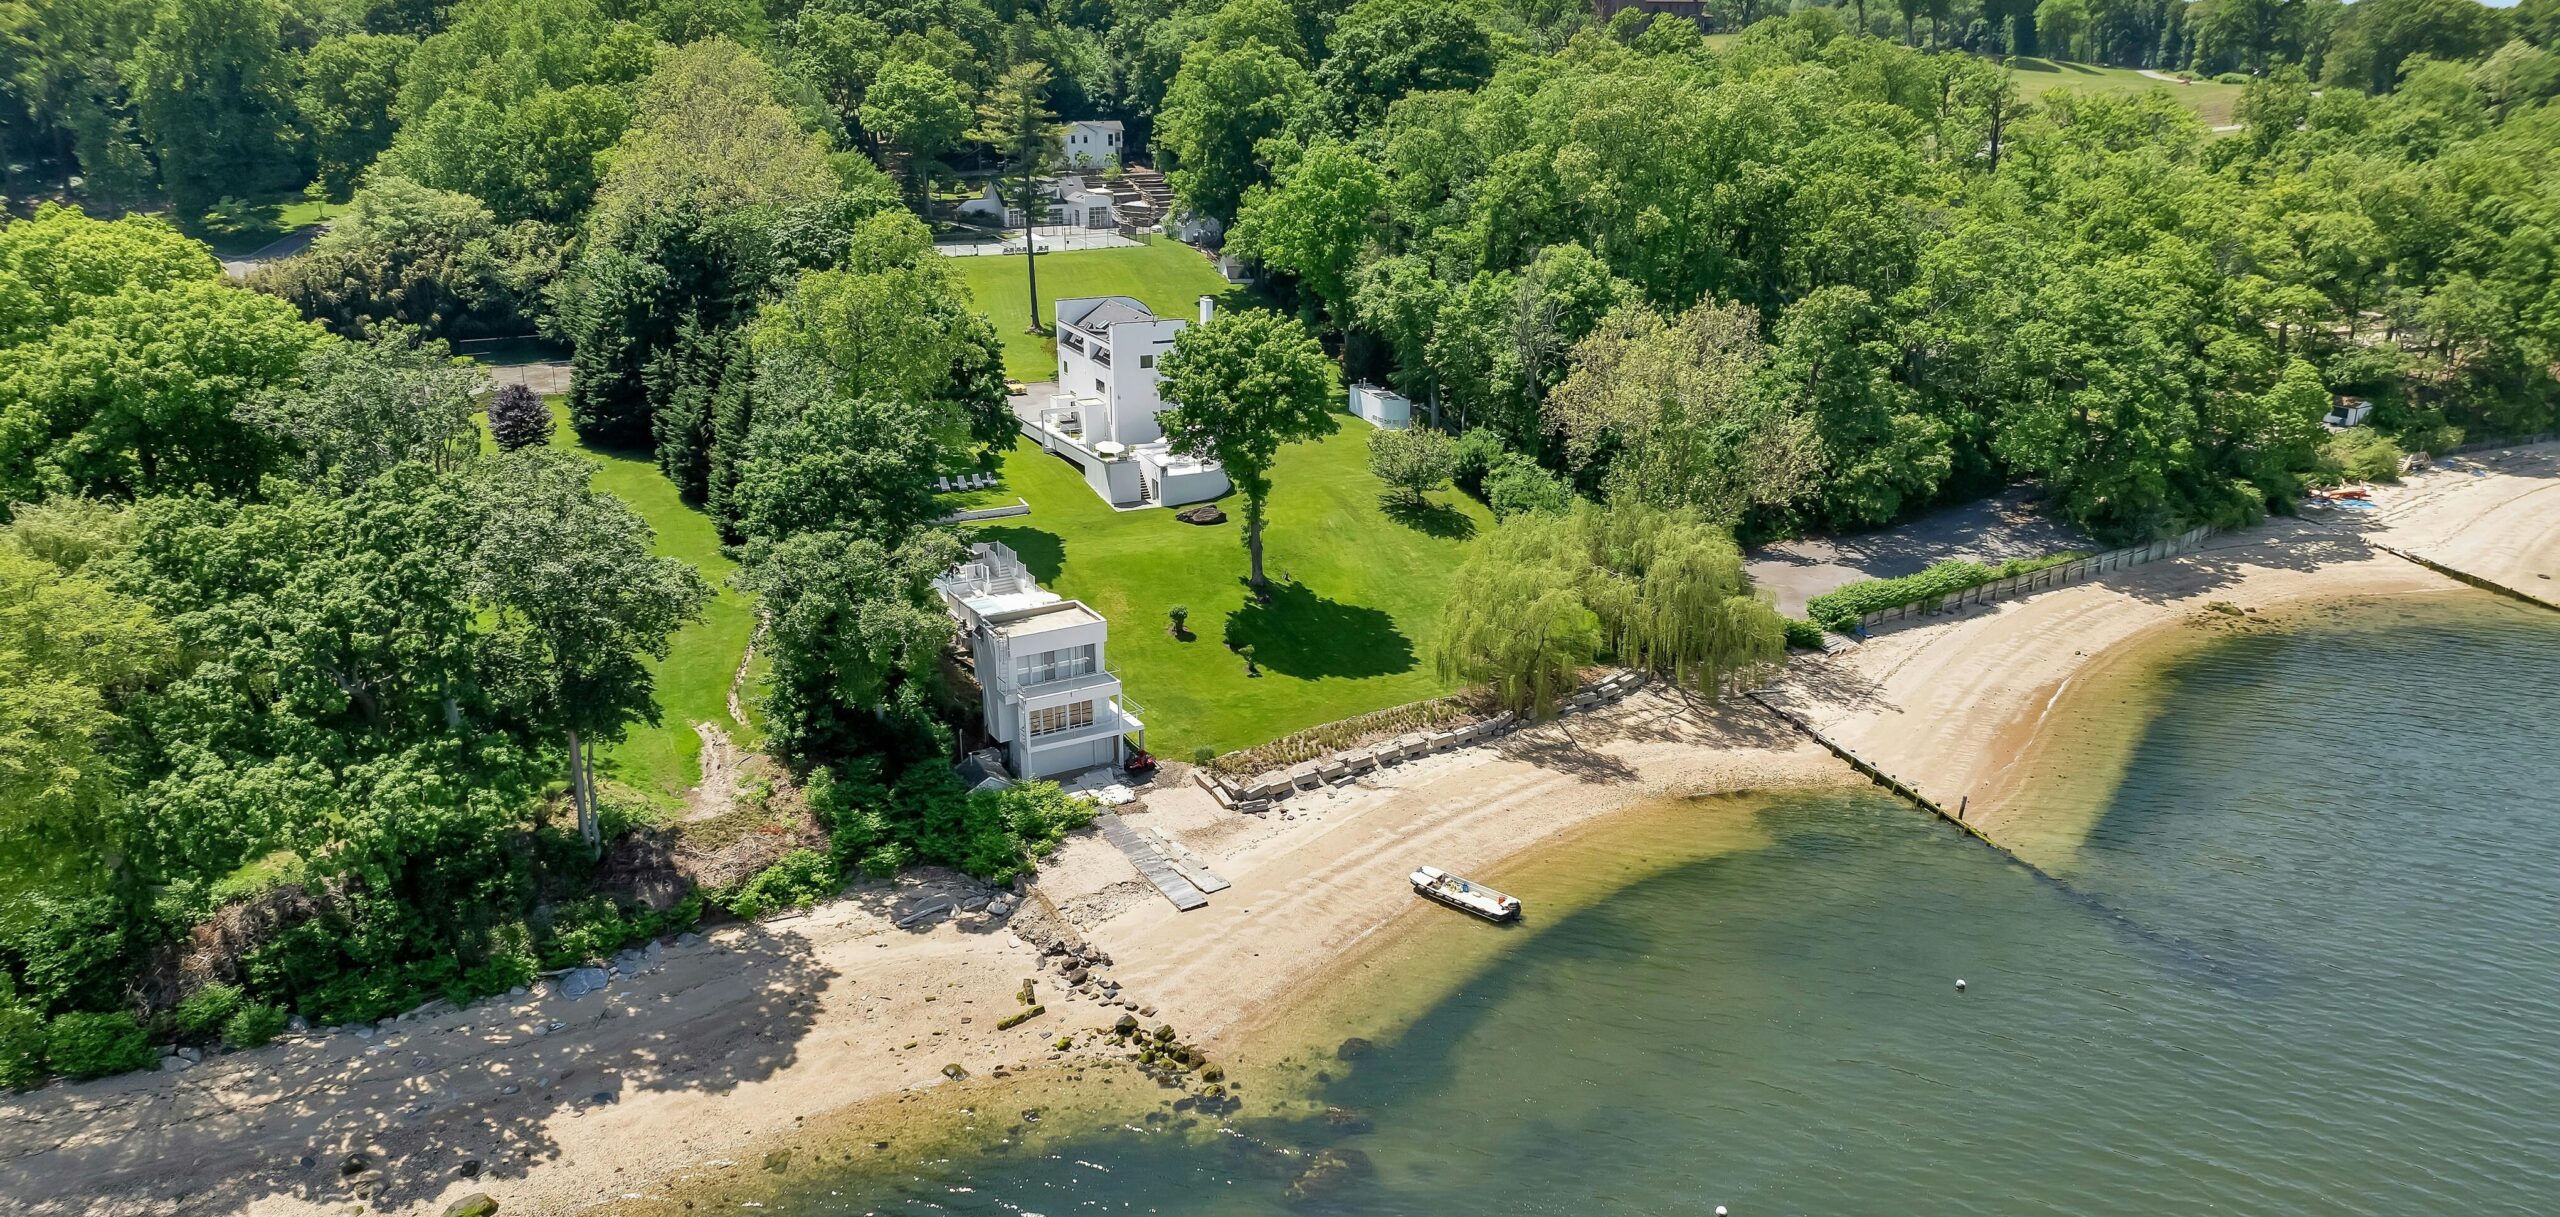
[{"left": 1197, "top": 294, "right": 1215, "bottom": 325}]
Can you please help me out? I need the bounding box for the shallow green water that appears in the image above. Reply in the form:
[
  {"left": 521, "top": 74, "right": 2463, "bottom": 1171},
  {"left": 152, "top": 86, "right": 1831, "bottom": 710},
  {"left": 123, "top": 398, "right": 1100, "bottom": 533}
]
[{"left": 775, "top": 595, "right": 2560, "bottom": 1215}]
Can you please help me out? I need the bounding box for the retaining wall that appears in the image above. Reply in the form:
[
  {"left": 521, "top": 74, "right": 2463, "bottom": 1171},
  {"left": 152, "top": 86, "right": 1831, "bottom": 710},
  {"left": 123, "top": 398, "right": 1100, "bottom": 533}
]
[{"left": 1197, "top": 670, "right": 1650, "bottom": 811}]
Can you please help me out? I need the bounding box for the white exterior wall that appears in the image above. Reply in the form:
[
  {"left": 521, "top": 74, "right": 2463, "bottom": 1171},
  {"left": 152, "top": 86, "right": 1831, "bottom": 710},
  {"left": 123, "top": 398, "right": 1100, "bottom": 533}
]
[
  {"left": 1060, "top": 121, "right": 1124, "bottom": 168},
  {"left": 1349, "top": 384, "right": 1412, "bottom": 430},
  {"left": 1054, "top": 298, "right": 1186, "bottom": 448}
]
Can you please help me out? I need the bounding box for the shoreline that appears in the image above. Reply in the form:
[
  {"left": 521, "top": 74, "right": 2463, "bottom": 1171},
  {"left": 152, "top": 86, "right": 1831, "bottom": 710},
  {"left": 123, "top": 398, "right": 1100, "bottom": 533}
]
[{"left": 2, "top": 445, "right": 2548, "bottom": 1217}]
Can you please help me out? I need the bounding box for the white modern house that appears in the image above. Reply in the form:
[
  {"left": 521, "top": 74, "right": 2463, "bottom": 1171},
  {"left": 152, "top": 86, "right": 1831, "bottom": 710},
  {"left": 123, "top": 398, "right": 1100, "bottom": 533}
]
[
  {"left": 934, "top": 541, "right": 1144, "bottom": 779},
  {"left": 1019, "top": 294, "right": 1231, "bottom": 508},
  {"left": 1060, "top": 119, "right": 1125, "bottom": 169}
]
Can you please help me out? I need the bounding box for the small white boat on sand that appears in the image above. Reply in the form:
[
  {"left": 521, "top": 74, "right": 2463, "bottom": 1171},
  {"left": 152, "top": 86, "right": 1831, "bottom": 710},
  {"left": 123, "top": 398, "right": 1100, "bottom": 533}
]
[{"left": 1409, "top": 866, "right": 1520, "bottom": 922}]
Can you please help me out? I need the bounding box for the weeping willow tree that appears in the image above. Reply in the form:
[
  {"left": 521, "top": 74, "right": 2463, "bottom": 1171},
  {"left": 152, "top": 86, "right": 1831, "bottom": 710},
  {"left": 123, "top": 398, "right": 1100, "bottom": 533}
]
[
  {"left": 1434, "top": 500, "right": 1786, "bottom": 716},
  {"left": 1434, "top": 520, "right": 1603, "bottom": 716}
]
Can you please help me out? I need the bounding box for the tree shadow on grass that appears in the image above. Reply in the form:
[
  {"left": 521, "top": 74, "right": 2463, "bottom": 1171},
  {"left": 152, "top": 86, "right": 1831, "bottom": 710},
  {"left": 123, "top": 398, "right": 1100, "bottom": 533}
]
[
  {"left": 1380, "top": 494, "right": 1476, "bottom": 541},
  {"left": 973, "top": 525, "right": 1066, "bottom": 584},
  {"left": 1221, "top": 580, "right": 1416, "bottom": 680}
]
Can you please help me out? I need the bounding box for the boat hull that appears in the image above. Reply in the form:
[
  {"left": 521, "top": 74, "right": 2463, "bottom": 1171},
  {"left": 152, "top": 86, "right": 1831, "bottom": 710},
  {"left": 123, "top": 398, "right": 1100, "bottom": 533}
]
[{"left": 1413, "top": 879, "right": 1521, "bottom": 923}]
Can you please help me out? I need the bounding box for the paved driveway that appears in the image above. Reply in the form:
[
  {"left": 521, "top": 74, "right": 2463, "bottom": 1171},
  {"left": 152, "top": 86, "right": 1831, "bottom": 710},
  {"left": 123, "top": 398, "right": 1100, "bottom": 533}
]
[{"left": 1745, "top": 488, "right": 2091, "bottom": 617}]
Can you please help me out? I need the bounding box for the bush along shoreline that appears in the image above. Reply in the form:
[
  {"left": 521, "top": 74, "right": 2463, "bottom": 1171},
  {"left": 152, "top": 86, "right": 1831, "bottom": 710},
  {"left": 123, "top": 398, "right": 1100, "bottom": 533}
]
[{"left": 1806, "top": 554, "right": 2090, "bottom": 632}]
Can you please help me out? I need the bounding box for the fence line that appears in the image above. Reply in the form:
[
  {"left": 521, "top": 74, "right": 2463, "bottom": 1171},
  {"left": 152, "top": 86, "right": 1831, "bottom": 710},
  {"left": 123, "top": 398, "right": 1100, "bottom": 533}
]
[{"left": 1856, "top": 525, "right": 2216, "bottom": 631}]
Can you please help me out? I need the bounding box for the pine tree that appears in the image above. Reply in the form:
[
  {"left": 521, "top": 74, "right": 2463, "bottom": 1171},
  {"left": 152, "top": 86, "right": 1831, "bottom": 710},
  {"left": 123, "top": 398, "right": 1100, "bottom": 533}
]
[{"left": 487, "top": 383, "right": 554, "bottom": 452}]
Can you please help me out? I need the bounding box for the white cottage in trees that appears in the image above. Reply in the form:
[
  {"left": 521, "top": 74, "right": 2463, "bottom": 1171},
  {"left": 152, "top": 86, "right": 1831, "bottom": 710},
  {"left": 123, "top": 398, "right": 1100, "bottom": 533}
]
[
  {"left": 1017, "top": 294, "right": 1230, "bottom": 508},
  {"left": 934, "top": 541, "right": 1145, "bottom": 779}
]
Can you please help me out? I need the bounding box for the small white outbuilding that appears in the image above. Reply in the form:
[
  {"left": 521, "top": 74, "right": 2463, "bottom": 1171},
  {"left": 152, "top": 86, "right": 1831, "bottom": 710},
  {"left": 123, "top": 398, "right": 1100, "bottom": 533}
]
[{"left": 1349, "top": 383, "right": 1412, "bottom": 430}]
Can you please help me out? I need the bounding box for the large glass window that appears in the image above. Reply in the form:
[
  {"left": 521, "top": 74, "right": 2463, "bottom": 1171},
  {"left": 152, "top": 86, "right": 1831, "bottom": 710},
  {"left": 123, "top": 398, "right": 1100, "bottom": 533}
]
[
  {"left": 1027, "top": 700, "right": 1097, "bottom": 737},
  {"left": 1014, "top": 644, "right": 1096, "bottom": 686}
]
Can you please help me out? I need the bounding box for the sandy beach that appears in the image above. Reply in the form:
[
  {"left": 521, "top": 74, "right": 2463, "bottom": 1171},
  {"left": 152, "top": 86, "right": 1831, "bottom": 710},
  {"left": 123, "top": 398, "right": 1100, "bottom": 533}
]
[
  {"left": 1764, "top": 442, "right": 2559, "bottom": 851},
  {"left": 3, "top": 443, "right": 2549, "bottom": 1217}
]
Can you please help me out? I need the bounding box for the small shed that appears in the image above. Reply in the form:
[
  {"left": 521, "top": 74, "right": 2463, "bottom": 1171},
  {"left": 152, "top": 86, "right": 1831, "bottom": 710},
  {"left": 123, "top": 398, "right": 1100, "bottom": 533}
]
[{"left": 1349, "top": 383, "right": 1412, "bottom": 430}]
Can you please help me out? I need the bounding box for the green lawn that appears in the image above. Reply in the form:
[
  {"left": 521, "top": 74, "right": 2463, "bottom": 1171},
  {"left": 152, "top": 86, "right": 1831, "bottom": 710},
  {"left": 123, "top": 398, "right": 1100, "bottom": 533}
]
[
  {"left": 2007, "top": 56, "right": 2247, "bottom": 128},
  {"left": 531, "top": 399, "right": 762, "bottom": 812},
  {"left": 187, "top": 190, "right": 339, "bottom": 258},
  {"left": 950, "top": 236, "right": 1241, "bottom": 381},
  {"left": 965, "top": 418, "right": 1491, "bottom": 759}
]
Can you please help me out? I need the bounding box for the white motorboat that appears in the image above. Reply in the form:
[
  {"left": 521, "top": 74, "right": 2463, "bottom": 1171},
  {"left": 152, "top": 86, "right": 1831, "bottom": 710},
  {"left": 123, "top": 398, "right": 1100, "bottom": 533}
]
[{"left": 1409, "top": 865, "right": 1520, "bottom": 922}]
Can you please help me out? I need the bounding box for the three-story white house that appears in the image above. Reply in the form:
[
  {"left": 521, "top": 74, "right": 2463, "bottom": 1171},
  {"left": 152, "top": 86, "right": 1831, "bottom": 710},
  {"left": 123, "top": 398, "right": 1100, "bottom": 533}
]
[
  {"left": 934, "top": 541, "right": 1145, "bottom": 779},
  {"left": 1020, "top": 294, "right": 1230, "bottom": 508}
]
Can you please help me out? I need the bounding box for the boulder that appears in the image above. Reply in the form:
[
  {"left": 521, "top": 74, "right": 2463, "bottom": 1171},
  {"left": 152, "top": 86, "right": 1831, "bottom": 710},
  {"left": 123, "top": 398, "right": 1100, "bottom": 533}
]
[
  {"left": 1175, "top": 505, "right": 1227, "bottom": 526},
  {"left": 557, "top": 966, "right": 610, "bottom": 1000},
  {"left": 1284, "top": 1147, "right": 1375, "bottom": 1202},
  {"left": 441, "top": 1194, "right": 498, "bottom": 1217}
]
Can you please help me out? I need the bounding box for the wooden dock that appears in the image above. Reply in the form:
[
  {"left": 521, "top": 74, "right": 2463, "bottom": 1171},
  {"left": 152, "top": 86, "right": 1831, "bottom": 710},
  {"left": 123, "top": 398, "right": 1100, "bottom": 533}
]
[{"left": 1095, "top": 812, "right": 1208, "bottom": 911}]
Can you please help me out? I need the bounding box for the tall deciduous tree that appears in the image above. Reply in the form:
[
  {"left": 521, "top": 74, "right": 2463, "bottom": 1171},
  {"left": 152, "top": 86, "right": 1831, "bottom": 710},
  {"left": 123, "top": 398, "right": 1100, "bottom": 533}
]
[
  {"left": 1543, "top": 299, "right": 1821, "bottom": 525},
  {"left": 239, "top": 329, "right": 485, "bottom": 492},
  {"left": 861, "top": 60, "right": 971, "bottom": 209},
  {"left": 1156, "top": 309, "right": 1336, "bottom": 589},
  {"left": 466, "top": 449, "right": 709, "bottom": 846},
  {"left": 0, "top": 277, "right": 323, "bottom": 506},
  {"left": 1228, "top": 137, "right": 1386, "bottom": 326},
  {"left": 297, "top": 33, "right": 411, "bottom": 198},
  {"left": 1155, "top": 41, "right": 1312, "bottom": 225},
  {"left": 969, "top": 61, "right": 1062, "bottom": 333},
  {"left": 123, "top": 0, "right": 302, "bottom": 216}
]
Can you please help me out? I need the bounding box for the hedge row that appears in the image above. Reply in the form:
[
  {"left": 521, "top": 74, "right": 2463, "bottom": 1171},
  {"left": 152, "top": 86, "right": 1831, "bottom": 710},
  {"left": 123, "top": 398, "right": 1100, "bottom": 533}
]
[{"left": 1806, "top": 554, "right": 2085, "bottom": 631}]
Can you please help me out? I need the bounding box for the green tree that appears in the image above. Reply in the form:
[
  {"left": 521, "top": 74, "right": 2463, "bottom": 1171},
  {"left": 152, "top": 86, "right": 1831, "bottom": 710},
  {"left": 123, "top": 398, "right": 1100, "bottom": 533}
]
[
  {"left": 123, "top": 0, "right": 302, "bottom": 216},
  {"left": 1156, "top": 309, "right": 1337, "bottom": 589},
  {"left": 465, "top": 449, "right": 710, "bottom": 846},
  {"left": 1543, "top": 299, "right": 1821, "bottom": 525},
  {"left": 1313, "top": 0, "right": 1497, "bottom": 134},
  {"left": 586, "top": 38, "right": 840, "bottom": 238},
  {"left": 1155, "top": 41, "right": 1313, "bottom": 224},
  {"left": 860, "top": 60, "right": 971, "bottom": 208},
  {"left": 297, "top": 33, "right": 411, "bottom": 198},
  {"left": 0, "top": 543, "right": 170, "bottom": 865},
  {"left": 1433, "top": 513, "right": 1601, "bottom": 717},
  {"left": 1228, "top": 137, "right": 1386, "bottom": 326},
  {"left": 1365, "top": 424, "right": 1456, "bottom": 503},
  {"left": 737, "top": 527, "right": 962, "bottom": 769},
  {"left": 0, "top": 277, "right": 323, "bottom": 505},
  {"left": 0, "top": 205, "right": 219, "bottom": 350},
  {"left": 969, "top": 61, "right": 1063, "bottom": 333},
  {"left": 238, "top": 329, "right": 485, "bottom": 492},
  {"left": 2322, "top": 0, "right": 2506, "bottom": 94}
]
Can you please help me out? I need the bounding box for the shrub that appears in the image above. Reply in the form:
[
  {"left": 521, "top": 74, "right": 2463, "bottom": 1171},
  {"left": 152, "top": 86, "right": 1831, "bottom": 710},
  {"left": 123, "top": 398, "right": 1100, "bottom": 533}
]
[
  {"left": 1168, "top": 604, "right": 1189, "bottom": 634},
  {"left": 1804, "top": 553, "right": 2088, "bottom": 630},
  {"left": 0, "top": 1000, "right": 44, "bottom": 1089},
  {"left": 1450, "top": 428, "right": 1511, "bottom": 495},
  {"left": 721, "top": 850, "right": 840, "bottom": 920},
  {"left": 539, "top": 896, "right": 702, "bottom": 969},
  {"left": 45, "top": 1011, "right": 154, "bottom": 1079},
  {"left": 2322, "top": 426, "right": 2405, "bottom": 484},
  {"left": 1483, "top": 454, "right": 1571, "bottom": 519},
  {"left": 1783, "top": 618, "right": 1825, "bottom": 650},
  {"left": 222, "top": 1002, "right": 289, "bottom": 1050},
  {"left": 1191, "top": 746, "right": 1216, "bottom": 766},
  {"left": 174, "top": 983, "right": 246, "bottom": 1038}
]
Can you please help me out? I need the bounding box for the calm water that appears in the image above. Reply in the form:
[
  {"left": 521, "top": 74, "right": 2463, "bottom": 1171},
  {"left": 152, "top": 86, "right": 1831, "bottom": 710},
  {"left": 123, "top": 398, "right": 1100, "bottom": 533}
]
[{"left": 778, "top": 595, "right": 2560, "bottom": 1216}]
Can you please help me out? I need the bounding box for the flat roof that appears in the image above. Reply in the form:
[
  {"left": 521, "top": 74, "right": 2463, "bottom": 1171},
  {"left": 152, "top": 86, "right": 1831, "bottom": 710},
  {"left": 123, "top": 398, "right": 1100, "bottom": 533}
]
[{"left": 990, "top": 602, "right": 1102, "bottom": 639}]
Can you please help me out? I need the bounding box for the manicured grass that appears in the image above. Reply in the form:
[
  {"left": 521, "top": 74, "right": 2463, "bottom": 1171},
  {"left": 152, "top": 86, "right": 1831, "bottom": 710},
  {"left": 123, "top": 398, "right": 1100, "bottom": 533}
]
[
  {"left": 965, "top": 417, "right": 1492, "bottom": 759},
  {"left": 950, "top": 236, "right": 1240, "bottom": 381},
  {"left": 532, "top": 399, "right": 762, "bottom": 812},
  {"left": 2007, "top": 56, "right": 2247, "bottom": 128},
  {"left": 187, "top": 190, "right": 339, "bottom": 257}
]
